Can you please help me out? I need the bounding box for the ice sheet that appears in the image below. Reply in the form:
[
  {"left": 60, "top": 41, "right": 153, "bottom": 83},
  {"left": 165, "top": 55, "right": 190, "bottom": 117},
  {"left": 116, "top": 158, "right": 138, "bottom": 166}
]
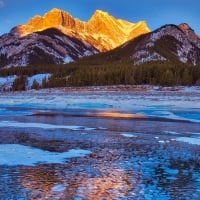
[
  {"left": 0, "top": 144, "right": 91, "bottom": 166},
  {"left": 175, "top": 137, "right": 200, "bottom": 145},
  {"left": 0, "top": 87, "right": 199, "bottom": 122},
  {"left": 121, "top": 133, "right": 137, "bottom": 138},
  {"left": 0, "top": 121, "right": 95, "bottom": 131}
]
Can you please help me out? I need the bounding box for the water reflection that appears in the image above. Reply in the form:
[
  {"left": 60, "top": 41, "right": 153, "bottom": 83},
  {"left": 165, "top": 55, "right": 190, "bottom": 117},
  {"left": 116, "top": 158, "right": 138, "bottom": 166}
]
[
  {"left": 0, "top": 167, "right": 21, "bottom": 199},
  {"left": 0, "top": 105, "right": 200, "bottom": 199},
  {"left": 94, "top": 110, "right": 146, "bottom": 119},
  {"left": 20, "top": 165, "right": 64, "bottom": 199},
  {"left": 65, "top": 168, "right": 134, "bottom": 199},
  {"left": 19, "top": 165, "right": 134, "bottom": 199}
]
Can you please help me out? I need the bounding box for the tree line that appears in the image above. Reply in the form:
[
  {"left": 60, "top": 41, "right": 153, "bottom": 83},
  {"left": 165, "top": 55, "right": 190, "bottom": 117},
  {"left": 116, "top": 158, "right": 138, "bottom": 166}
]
[
  {"left": 1, "top": 60, "right": 200, "bottom": 91},
  {"left": 67, "top": 61, "right": 200, "bottom": 86}
]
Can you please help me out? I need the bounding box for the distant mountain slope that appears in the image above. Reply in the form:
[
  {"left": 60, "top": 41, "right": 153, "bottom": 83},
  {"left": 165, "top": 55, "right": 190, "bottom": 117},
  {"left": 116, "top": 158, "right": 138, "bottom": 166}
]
[
  {"left": 10, "top": 8, "right": 150, "bottom": 52},
  {"left": 0, "top": 28, "right": 98, "bottom": 67},
  {"left": 97, "top": 23, "right": 200, "bottom": 65}
]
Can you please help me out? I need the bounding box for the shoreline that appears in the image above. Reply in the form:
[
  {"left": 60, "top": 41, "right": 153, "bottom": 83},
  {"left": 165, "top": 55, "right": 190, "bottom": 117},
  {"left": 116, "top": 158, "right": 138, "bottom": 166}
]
[{"left": 1, "top": 85, "right": 200, "bottom": 94}]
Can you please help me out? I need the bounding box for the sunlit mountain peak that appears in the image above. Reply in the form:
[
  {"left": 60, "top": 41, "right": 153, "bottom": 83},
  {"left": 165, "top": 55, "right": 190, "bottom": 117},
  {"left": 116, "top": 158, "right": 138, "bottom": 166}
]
[{"left": 10, "top": 8, "right": 150, "bottom": 51}]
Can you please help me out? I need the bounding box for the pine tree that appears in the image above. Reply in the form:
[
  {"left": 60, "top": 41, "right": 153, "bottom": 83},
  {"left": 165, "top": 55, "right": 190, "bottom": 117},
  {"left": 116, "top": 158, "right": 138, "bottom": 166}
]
[
  {"left": 182, "top": 68, "right": 192, "bottom": 85},
  {"left": 12, "top": 75, "right": 27, "bottom": 91},
  {"left": 31, "top": 80, "right": 40, "bottom": 90}
]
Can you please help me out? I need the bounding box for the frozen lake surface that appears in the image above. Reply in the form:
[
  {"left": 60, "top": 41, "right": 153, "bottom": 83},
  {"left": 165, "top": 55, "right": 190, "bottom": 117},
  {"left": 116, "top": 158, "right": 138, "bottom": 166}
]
[{"left": 0, "top": 86, "right": 200, "bottom": 199}]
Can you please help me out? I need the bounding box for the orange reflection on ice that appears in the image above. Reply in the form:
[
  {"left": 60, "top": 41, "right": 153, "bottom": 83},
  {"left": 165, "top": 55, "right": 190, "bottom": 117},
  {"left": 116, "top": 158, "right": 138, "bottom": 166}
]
[
  {"left": 68, "top": 168, "right": 135, "bottom": 199},
  {"left": 20, "top": 165, "right": 137, "bottom": 199},
  {"left": 20, "top": 166, "right": 64, "bottom": 199},
  {"left": 96, "top": 111, "right": 146, "bottom": 119}
]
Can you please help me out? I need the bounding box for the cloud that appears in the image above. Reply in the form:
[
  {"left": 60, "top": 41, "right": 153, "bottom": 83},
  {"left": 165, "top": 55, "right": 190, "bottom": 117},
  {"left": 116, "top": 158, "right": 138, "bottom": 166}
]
[{"left": 0, "top": 0, "right": 4, "bottom": 8}]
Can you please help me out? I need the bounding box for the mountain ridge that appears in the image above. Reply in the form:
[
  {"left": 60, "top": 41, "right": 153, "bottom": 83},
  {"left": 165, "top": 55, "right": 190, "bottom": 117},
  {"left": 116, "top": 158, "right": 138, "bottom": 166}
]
[
  {"left": 0, "top": 28, "right": 98, "bottom": 68},
  {"left": 0, "top": 8, "right": 150, "bottom": 68},
  {"left": 1, "top": 8, "right": 200, "bottom": 69},
  {"left": 10, "top": 8, "right": 150, "bottom": 51},
  {"left": 102, "top": 23, "right": 200, "bottom": 65}
]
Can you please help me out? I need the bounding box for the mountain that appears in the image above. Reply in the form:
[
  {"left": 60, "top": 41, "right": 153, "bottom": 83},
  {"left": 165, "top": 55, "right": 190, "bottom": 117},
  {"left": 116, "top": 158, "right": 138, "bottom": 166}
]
[
  {"left": 101, "top": 23, "right": 200, "bottom": 65},
  {"left": 0, "top": 8, "right": 150, "bottom": 68},
  {"left": 1, "top": 23, "right": 200, "bottom": 89},
  {"left": 2, "top": 8, "right": 199, "bottom": 69},
  {"left": 0, "top": 28, "right": 98, "bottom": 68},
  {"left": 10, "top": 8, "right": 150, "bottom": 52}
]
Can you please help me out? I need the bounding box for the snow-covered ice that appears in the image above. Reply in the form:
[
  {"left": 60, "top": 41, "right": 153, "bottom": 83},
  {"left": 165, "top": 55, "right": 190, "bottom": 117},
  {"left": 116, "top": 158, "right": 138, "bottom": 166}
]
[
  {"left": 0, "top": 87, "right": 199, "bottom": 199},
  {"left": 52, "top": 184, "right": 66, "bottom": 192},
  {"left": 175, "top": 137, "right": 200, "bottom": 145},
  {"left": 0, "top": 144, "right": 91, "bottom": 166},
  {"left": 0, "top": 86, "right": 199, "bottom": 123},
  {"left": 0, "top": 121, "right": 95, "bottom": 131},
  {"left": 121, "top": 133, "right": 137, "bottom": 138}
]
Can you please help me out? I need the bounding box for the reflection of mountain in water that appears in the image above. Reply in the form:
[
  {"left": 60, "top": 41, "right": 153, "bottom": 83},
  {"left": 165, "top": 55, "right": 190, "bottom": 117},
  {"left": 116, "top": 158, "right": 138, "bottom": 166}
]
[
  {"left": 20, "top": 165, "right": 135, "bottom": 200},
  {"left": 65, "top": 168, "right": 134, "bottom": 199},
  {"left": 20, "top": 166, "right": 63, "bottom": 199}
]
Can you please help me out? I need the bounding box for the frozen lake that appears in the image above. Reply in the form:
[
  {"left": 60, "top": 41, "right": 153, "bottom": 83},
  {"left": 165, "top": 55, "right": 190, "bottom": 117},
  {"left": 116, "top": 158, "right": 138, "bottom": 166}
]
[{"left": 0, "top": 86, "right": 200, "bottom": 199}]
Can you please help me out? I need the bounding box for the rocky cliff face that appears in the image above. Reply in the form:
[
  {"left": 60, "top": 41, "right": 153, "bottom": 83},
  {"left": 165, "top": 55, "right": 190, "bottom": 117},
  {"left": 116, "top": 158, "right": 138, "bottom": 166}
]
[
  {"left": 10, "top": 8, "right": 150, "bottom": 52},
  {"left": 178, "top": 23, "right": 200, "bottom": 48}
]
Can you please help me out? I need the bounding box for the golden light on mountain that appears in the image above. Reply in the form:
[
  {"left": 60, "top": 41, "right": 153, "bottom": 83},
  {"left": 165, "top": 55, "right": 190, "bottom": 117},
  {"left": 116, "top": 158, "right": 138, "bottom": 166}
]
[{"left": 12, "top": 8, "right": 150, "bottom": 52}]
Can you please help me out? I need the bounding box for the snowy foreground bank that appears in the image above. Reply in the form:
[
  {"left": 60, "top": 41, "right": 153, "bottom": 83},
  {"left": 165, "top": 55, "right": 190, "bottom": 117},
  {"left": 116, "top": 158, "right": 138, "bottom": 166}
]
[{"left": 0, "top": 86, "right": 200, "bottom": 199}]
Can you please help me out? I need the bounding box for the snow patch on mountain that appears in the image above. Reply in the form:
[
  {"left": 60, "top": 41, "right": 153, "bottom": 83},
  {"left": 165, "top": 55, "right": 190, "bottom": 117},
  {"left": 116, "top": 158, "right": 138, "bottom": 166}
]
[
  {"left": 127, "top": 24, "right": 200, "bottom": 65},
  {"left": 0, "top": 29, "right": 98, "bottom": 68},
  {"left": 134, "top": 51, "right": 166, "bottom": 65},
  {"left": 64, "top": 56, "right": 74, "bottom": 63}
]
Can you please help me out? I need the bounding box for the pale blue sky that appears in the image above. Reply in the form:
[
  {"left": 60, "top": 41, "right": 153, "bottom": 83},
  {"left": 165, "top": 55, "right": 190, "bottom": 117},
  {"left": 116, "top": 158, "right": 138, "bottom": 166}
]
[{"left": 0, "top": 0, "right": 199, "bottom": 36}]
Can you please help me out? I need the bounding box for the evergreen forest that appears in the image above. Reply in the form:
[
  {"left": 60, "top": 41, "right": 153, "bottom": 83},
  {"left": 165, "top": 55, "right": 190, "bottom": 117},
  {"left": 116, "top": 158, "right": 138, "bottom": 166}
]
[{"left": 0, "top": 58, "right": 200, "bottom": 91}]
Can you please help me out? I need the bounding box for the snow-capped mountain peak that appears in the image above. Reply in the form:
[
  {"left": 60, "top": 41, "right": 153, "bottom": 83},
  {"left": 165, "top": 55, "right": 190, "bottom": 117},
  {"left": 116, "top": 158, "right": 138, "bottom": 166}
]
[{"left": 10, "top": 8, "right": 150, "bottom": 52}]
